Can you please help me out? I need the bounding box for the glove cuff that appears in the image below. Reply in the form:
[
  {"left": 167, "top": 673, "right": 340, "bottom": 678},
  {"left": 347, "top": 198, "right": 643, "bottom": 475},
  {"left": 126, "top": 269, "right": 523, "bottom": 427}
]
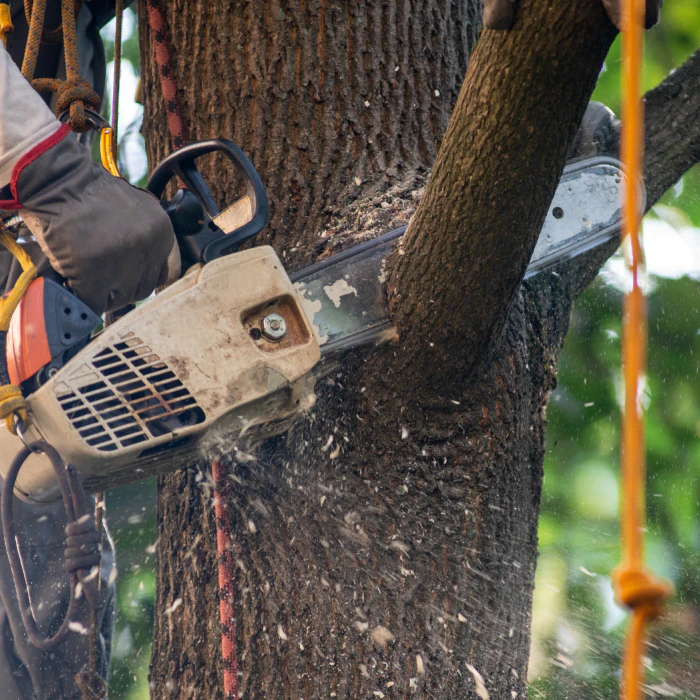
[{"left": 0, "top": 124, "right": 72, "bottom": 210}]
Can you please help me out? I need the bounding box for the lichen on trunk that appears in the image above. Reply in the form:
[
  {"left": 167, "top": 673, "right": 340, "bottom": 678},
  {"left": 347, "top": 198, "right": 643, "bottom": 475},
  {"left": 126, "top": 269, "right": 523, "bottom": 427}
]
[{"left": 138, "top": 1, "right": 618, "bottom": 698}]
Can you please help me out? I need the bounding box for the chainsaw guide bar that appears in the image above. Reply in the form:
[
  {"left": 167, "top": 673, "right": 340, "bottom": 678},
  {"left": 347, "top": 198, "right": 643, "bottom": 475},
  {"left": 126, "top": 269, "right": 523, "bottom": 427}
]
[
  {"left": 295, "top": 156, "right": 636, "bottom": 356},
  {"left": 0, "top": 152, "right": 638, "bottom": 503}
]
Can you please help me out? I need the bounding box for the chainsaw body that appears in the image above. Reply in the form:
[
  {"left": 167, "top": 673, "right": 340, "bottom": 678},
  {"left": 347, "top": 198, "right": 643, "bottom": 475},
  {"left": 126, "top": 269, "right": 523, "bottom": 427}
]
[
  {"left": 0, "top": 246, "right": 319, "bottom": 503},
  {"left": 0, "top": 139, "right": 320, "bottom": 503}
]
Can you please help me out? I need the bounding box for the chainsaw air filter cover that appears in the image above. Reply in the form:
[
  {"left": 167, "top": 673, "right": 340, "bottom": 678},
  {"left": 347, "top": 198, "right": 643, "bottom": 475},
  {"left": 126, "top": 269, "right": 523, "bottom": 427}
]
[{"left": 0, "top": 246, "right": 320, "bottom": 503}]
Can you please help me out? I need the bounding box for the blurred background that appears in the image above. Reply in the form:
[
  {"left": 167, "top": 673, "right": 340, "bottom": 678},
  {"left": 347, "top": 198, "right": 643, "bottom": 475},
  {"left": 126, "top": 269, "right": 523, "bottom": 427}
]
[{"left": 99, "top": 3, "right": 700, "bottom": 697}]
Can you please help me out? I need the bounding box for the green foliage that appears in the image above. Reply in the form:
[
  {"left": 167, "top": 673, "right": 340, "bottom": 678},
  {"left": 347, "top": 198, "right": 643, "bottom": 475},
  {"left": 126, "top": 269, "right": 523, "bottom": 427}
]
[
  {"left": 531, "top": 275, "right": 700, "bottom": 696},
  {"left": 107, "top": 480, "right": 158, "bottom": 700},
  {"left": 531, "top": 4, "right": 700, "bottom": 695}
]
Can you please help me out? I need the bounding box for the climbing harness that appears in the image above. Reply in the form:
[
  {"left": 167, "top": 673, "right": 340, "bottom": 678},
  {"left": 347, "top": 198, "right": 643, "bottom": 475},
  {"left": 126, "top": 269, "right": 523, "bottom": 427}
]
[{"left": 613, "top": 1, "right": 673, "bottom": 698}]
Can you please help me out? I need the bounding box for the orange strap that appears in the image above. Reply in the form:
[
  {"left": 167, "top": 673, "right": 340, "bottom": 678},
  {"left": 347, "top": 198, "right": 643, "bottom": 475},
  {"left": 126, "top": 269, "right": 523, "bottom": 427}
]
[{"left": 613, "top": 1, "right": 672, "bottom": 698}]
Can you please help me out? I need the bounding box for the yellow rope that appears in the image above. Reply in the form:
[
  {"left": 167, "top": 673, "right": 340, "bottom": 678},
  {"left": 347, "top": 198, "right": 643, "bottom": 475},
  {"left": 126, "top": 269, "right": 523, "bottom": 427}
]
[
  {"left": 0, "top": 4, "right": 13, "bottom": 46},
  {"left": 613, "top": 0, "right": 673, "bottom": 698},
  {"left": 0, "top": 230, "right": 37, "bottom": 434}
]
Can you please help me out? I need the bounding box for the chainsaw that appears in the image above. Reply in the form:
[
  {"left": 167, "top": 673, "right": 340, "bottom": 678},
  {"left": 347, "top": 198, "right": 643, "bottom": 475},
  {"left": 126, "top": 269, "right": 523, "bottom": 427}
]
[{"left": 0, "top": 141, "right": 640, "bottom": 503}]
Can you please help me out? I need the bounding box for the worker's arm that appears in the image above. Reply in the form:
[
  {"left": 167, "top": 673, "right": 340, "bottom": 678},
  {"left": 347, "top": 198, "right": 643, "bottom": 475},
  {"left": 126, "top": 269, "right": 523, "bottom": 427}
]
[
  {"left": 483, "top": 0, "right": 663, "bottom": 30},
  {"left": 0, "top": 42, "right": 180, "bottom": 314}
]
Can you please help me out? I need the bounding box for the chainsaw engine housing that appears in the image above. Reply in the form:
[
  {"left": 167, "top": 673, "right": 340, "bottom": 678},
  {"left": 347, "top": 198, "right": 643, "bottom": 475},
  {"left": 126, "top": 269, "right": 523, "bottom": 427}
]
[{"left": 0, "top": 246, "right": 320, "bottom": 503}]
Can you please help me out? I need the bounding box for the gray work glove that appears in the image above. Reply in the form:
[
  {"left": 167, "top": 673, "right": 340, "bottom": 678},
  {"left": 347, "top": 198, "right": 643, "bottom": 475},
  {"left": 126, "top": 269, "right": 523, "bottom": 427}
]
[
  {"left": 483, "top": 0, "right": 663, "bottom": 31},
  {"left": 0, "top": 126, "right": 180, "bottom": 314}
]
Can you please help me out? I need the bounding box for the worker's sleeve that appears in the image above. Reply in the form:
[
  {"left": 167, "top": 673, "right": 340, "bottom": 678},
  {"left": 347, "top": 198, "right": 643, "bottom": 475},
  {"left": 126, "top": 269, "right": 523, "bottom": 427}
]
[
  {"left": 0, "top": 488, "right": 116, "bottom": 700},
  {"left": 0, "top": 42, "right": 62, "bottom": 188}
]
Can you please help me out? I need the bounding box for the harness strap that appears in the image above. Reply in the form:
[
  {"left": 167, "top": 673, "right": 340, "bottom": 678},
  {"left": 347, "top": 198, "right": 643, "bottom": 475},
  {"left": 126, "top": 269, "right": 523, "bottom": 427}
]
[
  {"left": 0, "top": 3, "right": 13, "bottom": 46},
  {"left": 0, "top": 228, "right": 36, "bottom": 433}
]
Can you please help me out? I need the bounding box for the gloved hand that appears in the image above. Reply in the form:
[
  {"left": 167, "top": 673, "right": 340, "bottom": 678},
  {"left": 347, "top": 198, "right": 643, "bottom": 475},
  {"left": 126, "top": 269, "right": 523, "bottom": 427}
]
[
  {"left": 0, "top": 126, "right": 180, "bottom": 314},
  {"left": 483, "top": 0, "right": 663, "bottom": 31}
]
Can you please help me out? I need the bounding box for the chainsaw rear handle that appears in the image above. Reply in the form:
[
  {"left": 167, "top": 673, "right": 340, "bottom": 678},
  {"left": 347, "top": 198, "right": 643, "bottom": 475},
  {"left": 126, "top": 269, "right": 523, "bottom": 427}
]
[{"left": 146, "top": 139, "right": 269, "bottom": 261}]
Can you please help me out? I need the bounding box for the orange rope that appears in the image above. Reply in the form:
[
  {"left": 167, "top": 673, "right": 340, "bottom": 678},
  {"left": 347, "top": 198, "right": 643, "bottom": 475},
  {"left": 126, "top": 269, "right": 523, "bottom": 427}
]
[{"left": 613, "top": 1, "right": 672, "bottom": 698}]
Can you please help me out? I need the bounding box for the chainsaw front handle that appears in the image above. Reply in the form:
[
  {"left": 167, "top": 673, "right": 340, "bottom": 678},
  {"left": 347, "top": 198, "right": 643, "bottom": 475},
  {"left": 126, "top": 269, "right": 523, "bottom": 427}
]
[{"left": 147, "top": 139, "right": 269, "bottom": 261}]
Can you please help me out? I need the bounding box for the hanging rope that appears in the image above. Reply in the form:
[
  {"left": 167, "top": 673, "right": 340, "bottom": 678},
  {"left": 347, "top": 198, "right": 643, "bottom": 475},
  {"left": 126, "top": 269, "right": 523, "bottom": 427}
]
[
  {"left": 110, "top": 0, "right": 123, "bottom": 160},
  {"left": 140, "top": 9, "right": 240, "bottom": 695},
  {"left": 144, "top": 0, "right": 185, "bottom": 150},
  {"left": 142, "top": 6, "right": 239, "bottom": 693},
  {"left": 75, "top": 2, "right": 127, "bottom": 692},
  {"left": 212, "top": 460, "right": 240, "bottom": 700},
  {"left": 75, "top": 490, "right": 107, "bottom": 700},
  {"left": 613, "top": 1, "right": 673, "bottom": 698},
  {"left": 21, "top": 0, "right": 100, "bottom": 132},
  {"left": 24, "top": 0, "right": 82, "bottom": 44}
]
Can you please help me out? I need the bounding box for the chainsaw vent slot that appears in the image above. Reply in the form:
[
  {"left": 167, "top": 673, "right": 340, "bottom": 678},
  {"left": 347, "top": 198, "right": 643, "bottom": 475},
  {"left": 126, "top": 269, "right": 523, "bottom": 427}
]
[{"left": 56, "top": 338, "right": 205, "bottom": 452}]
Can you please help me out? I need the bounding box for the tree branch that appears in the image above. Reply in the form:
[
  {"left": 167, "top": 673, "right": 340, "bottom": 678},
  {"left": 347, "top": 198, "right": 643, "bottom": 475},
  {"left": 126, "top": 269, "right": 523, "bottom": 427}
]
[
  {"left": 567, "top": 47, "right": 700, "bottom": 295},
  {"left": 387, "top": 0, "right": 617, "bottom": 391},
  {"left": 644, "top": 47, "right": 700, "bottom": 206}
]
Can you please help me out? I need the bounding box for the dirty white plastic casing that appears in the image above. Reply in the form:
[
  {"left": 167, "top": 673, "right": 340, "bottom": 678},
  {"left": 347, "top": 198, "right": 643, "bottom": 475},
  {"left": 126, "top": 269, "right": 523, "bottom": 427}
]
[{"left": 0, "top": 246, "right": 320, "bottom": 503}]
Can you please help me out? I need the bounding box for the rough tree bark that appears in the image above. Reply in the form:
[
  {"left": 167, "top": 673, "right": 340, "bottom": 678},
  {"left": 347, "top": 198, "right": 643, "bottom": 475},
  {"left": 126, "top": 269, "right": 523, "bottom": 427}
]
[{"left": 137, "top": 1, "right": 700, "bottom": 698}]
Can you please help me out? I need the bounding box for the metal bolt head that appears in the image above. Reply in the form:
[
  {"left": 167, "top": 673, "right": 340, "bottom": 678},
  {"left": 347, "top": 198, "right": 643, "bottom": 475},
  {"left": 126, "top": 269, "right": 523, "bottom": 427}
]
[{"left": 262, "top": 313, "right": 287, "bottom": 341}]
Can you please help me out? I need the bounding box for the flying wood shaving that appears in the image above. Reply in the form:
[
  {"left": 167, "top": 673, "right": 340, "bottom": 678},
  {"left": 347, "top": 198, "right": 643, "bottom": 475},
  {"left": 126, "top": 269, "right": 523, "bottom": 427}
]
[
  {"left": 390, "top": 540, "right": 410, "bottom": 556},
  {"left": 165, "top": 598, "right": 183, "bottom": 616},
  {"left": 69, "top": 621, "right": 88, "bottom": 635},
  {"left": 278, "top": 624, "right": 288, "bottom": 641},
  {"left": 416, "top": 654, "right": 425, "bottom": 675},
  {"left": 83, "top": 566, "right": 99, "bottom": 583},
  {"left": 371, "top": 626, "right": 394, "bottom": 648},
  {"left": 466, "top": 664, "right": 490, "bottom": 700}
]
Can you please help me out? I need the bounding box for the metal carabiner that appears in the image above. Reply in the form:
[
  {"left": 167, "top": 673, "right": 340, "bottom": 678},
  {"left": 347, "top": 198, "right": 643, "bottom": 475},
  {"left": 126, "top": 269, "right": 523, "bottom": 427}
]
[
  {"left": 13, "top": 415, "right": 41, "bottom": 454},
  {"left": 58, "top": 108, "right": 121, "bottom": 177}
]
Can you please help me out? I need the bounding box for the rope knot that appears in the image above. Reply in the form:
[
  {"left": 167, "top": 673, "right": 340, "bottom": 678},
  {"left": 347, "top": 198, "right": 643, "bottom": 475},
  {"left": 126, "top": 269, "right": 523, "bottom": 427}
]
[
  {"left": 56, "top": 78, "right": 101, "bottom": 133},
  {"left": 613, "top": 567, "right": 673, "bottom": 620},
  {"left": 75, "top": 668, "right": 107, "bottom": 700},
  {"left": 64, "top": 514, "right": 101, "bottom": 575}
]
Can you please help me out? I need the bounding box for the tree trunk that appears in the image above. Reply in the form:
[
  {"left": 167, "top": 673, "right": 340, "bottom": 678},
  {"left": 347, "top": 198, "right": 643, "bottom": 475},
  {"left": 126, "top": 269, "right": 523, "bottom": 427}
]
[{"left": 136, "top": 1, "right": 688, "bottom": 698}]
